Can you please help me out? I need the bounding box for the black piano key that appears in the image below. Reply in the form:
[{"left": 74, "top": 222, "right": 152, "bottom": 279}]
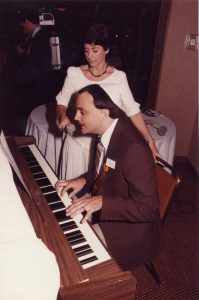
[
  {"left": 65, "top": 230, "right": 87, "bottom": 245},
  {"left": 19, "top": 148, "right": 35, "bottom": 160},
  {"left": 29, "top": 165, "right": 44, "bottom": 174},
  {"left": 67, "top": 233, "right": 84, "bottom": 242},
  {"left": 80, "top": 256, "right": 98, "bottom": 265},
  {"left": 73, "top": 244, "right": 90, "bottom": 254},
  {"left": 40, "top": 185, "right": 55, "bottom": 193},
  {"left": 76, "top": 248, "right": 93, "bottom": 258},
  {"left": 32, "top": 172, "right": 46, "bottom": 180},
  {"left": 40, "top": 185, "right": 54, "bottom": 193},
  {"left": 22, "top": 154, "right": 35, "bottom": 162},
  {"left": 65, "top": 230, "right": 81, "bottom": 239},
  {"left": 19, "top": 148, "right": 34, "bottom": 159},
  {"left": 19, "top": 145, "right": 30, "bottom": 151},
  {"left": 69, "top": 237, "right": 86, "bottom": 246},
  {"left": 45, "top": 192, "right": 60, "bottom": 203},
  {"left": 26, "top": 155, "right": 36, "bottom": 162},
  {"left": 19, "top": 146, "right": 32, "bottom": 155},
  {"left": 54, "top": 209, "right": 68, "bottom": 222},
  {"left": 27, "top": 160, "right": 39, "bottom": 167},
  {"left": 60, "top": 221, "right": 77, "bottom": 231},
  {"left": 36, "top": 177, "right": 52, "bottom": 187},
  {"left": 49, "top": 201, "right": 65, "bottom": 211}
]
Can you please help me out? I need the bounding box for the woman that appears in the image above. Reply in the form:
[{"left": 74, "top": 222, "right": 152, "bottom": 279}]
[{"left": 56, "top": 23, "right": 159, "bottom": 179}]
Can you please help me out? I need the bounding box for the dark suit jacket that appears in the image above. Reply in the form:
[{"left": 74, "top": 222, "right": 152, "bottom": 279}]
[
  {"left": 83, "top": 116, "right": 162, "bottom": 270},
  {"left": 27, "top": 28, "right": 52, "bottom": 79},
  {"left": 17, "top": 28, "right": 53, "bottom": 114}
]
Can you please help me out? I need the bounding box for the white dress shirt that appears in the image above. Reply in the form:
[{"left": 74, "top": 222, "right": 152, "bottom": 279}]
[{"left": 96, "top": 119, "right": 118, "bottom": 173}]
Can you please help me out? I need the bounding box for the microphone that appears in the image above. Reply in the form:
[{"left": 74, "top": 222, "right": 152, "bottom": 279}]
[
  {"left": 65, "top": 124, "right": 76, "bottom": 135},
  {"left": 157, "top": 126, "right": 167, "bottom": 136}
]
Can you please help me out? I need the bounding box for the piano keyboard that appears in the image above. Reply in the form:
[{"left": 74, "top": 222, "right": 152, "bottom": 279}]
[{"left": 18, "top": 144, "right": 111, "bottom": 269}]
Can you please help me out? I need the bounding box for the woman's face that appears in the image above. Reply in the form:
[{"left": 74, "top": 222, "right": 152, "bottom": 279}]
[{"left": 84, "top": 43, "right": 109, "bottom": 67}]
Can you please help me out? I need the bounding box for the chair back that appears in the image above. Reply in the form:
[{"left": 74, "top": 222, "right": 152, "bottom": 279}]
[{"left": 155, "top": 157, "right": 180, "bottom": 221}]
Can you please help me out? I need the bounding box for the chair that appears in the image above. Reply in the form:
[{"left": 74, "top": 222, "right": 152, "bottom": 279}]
[{"left": 145, "top": 156, "right": 181, "bottom": 284}]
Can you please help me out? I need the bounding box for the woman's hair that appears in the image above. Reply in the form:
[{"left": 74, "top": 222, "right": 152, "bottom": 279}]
[
  {"left": 83, "top": 23, "right": 111, "bottom": 50},
  {"left": 74, "top": 84, "right": 124, "bottom": 119}
]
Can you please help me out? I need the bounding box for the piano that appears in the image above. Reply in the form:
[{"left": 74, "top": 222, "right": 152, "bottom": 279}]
[{"left": 6, "top": 135, "right": 137, "bottom": 300}]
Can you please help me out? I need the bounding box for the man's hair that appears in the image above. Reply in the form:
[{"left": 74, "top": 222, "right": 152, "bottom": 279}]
[
  {"left": 17, "top": 8, "right": 39, "bottom": 24},
  {"left": 75, "top": 84, "right": 124, "bottom": 119},
  {"left": 83, "top": 23, "right": 110, "bottom": 50}
]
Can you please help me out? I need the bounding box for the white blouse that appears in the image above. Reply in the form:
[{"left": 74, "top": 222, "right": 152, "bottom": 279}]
[{"left": 56, "top": 66, "right": 140, "bottom": 117}]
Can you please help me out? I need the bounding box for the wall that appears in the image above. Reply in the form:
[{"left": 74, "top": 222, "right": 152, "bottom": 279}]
[
  {"left": 188, "top": 111, "right": 198, "bottom": 174},
  {"left": 155, "top": 0, "right": 198, "bottom": 171}
]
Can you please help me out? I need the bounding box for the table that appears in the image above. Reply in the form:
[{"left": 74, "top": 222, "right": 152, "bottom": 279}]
[
  {"left": 26, "top": 103, "right": 63, "bottom": 175},
  {"left": 26, "top": 103, "right": 176, "bottom": 179},
  {"left": 142, "top": 111, "right": 176, "bottom": 165}
]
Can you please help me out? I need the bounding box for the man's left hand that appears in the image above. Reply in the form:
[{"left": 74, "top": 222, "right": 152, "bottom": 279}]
[{"left": 55, "top": 177, "right": 86, "bottom": 198}]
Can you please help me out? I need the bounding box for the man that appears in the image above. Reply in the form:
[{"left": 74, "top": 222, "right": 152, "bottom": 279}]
[
  {"left": 9, "top": 8, "right": 53, "bottom": 133},
  {"left": 56, "top": 84, "right": 161, "bottom": 270},
  {"left": 16, "top": 9, "right": 52, "bottom": 80}
]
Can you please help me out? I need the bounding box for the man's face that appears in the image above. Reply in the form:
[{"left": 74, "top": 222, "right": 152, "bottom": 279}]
[
  {"left": 19, "top": 19, "right": 32, "bottom": 34},
  {"left": 75, "top": 92, "right": 106, "bottom": 135}
]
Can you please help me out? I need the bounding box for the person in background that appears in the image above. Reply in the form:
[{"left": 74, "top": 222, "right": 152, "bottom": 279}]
[
  {"left": 56, "top": 23, "right": 159, "bottom": 180},
  {"left": 6, "top": 8, "right": 53, "bottom": 134},
  {"left": 55, "top": 84, "right": 161, "bottom": 270}
]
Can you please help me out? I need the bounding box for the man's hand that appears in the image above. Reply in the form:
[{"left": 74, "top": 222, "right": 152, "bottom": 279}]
[
  {"left": 66, "top": 196, "right": 103, "bottom": 223},
  {"left": 55, "top": 177, "right": 86, "bottom": 198},
  {"left": 15, "top": 44, "right": 26, "bottom": 55}
]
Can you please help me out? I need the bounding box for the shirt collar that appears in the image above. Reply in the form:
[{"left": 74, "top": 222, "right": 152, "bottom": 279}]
[
  {"left": 101, "top": 119, "right": 118, "bottom": 152},
  {"left": 31, "top": 26, "right": 41, "bottom": 38}
]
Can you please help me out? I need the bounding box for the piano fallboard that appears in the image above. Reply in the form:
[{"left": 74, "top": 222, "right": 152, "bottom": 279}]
[{"left": 7, "top": 136, "right": 137, "bottom": 299}]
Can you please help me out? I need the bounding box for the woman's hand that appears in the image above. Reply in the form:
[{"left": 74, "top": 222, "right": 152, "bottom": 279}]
[
  {"left": 130, "top": 112, "right": 162, "bottom": 159},
  {"left": 148, "top": 139, "right": 162, "bottom": 159},
  {"left": 56, "top": 104, "right": 70, "bottom": 131},
  {"left": 66, "top": 196, "right": 103, "bottom": 223},
  {"left": 55, "top": 177, "right": 86, "bottom": 198},
  {"left": 56, "top": 112, "right": 70, "bottom": 131}
]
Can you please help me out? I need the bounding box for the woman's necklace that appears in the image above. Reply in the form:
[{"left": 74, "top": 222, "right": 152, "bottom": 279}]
[{"left": 88, "top": 64, "right": 109, "bottom": 78}]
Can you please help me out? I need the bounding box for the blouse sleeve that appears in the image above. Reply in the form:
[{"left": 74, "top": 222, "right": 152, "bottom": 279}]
[
  {"left": 56, "top": 67, "right": 77, "bottom": 107},
  {"left": 119, "top": 71, "right": 140, "bottom": 116}
]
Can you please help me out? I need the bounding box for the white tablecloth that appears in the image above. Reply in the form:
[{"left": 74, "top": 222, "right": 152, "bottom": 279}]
[
  {"left": 26, "top": 103, "right": 63, "bottom": 175},
  {"left": 143, "top": 111, "right": 176, "bottom": 166},
  {"left": 26, "top": 103, "right": 176, "bottom": 179}
]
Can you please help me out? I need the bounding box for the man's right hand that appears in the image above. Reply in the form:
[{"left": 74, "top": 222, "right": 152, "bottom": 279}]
[{"left": 15, "top": 44, "right": 26, "bottom": 55}]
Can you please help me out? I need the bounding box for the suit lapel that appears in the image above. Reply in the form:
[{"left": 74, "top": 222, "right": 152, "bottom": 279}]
[{"left": 92, "top": 118, "right": 124, "bottom": 195}]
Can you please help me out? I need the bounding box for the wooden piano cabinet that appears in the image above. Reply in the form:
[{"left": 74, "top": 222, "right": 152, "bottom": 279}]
[
  {"left": 7, "top": 136, "right": 137, "bottom": 300},
  {"left": 59, "top": 271, "right": 136, "bottom": 300}
]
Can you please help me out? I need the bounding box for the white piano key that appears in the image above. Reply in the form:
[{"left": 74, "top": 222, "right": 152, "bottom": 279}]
[{"left": 78, "top": 252, "right": 97, "bottom": 263}]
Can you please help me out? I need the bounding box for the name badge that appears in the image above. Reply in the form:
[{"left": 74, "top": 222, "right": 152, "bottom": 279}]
[{"left": 106, "top": 158, "right": 116, "bottom": 169}]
